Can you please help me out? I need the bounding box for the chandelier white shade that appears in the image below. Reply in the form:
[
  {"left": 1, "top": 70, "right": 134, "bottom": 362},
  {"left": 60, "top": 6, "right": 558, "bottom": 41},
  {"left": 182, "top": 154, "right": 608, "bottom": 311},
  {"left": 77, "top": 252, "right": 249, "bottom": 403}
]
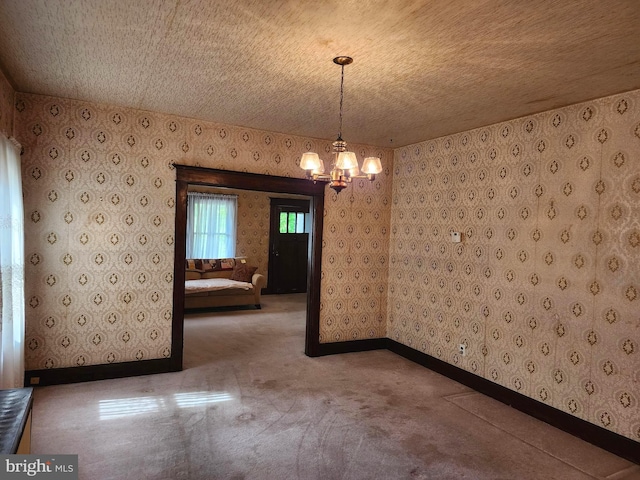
[
  {"left": 336, "top": 151, "right": 358, "bottom": 170},
  {"left": 361, "top": 157, "right": 383, "bottom": 175},
  {"left": 300, "top": 56, "right": 382, "bottom": 193}
]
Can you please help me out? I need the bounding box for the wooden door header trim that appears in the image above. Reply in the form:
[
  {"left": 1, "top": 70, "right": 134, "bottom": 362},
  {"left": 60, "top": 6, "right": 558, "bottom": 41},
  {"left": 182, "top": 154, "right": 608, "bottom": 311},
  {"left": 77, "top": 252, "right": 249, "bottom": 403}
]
[{"left": 174, "top": 165, "right": 326, "bottom": 196}]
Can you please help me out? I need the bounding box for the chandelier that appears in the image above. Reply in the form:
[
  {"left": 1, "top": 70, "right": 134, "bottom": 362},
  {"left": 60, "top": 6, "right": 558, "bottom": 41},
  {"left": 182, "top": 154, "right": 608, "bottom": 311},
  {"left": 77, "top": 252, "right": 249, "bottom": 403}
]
[{"left": 299, "top": 56, "right": 382, "bottom": 193}]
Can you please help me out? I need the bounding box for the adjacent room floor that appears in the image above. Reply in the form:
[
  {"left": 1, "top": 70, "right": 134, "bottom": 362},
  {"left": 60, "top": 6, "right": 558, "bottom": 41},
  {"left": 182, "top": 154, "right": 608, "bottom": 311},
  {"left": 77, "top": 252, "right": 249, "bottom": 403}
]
[{"left": 31, "top": 294, "right": 639, "bottom": 479}]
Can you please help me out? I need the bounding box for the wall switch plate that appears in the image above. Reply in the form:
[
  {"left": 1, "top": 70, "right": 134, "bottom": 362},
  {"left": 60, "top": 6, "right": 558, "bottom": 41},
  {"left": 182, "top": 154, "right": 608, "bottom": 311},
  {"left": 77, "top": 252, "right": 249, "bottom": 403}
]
[{"left": 451, "top": 231, "right": 461, "bottom": 243}]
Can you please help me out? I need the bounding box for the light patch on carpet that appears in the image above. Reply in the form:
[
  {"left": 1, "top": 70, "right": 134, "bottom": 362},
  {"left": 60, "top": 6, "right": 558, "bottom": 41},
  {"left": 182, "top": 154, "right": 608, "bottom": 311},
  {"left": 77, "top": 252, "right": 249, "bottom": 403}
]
[
  {"left": 99, "top": 396, "right": 166, "bottom": 420},
  {"left": 99, "top": 391, "right": 232, "bottom": 420},
  {"left": 173, "top": 391, "right": 233, "bottom": 408}
]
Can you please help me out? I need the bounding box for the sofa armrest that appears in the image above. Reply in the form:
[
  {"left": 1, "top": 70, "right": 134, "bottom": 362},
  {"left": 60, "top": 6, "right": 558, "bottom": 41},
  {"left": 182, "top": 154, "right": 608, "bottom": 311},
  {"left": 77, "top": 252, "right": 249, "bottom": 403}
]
[{"left": 252, "top": 273, "right": 266, "bottom": 290}]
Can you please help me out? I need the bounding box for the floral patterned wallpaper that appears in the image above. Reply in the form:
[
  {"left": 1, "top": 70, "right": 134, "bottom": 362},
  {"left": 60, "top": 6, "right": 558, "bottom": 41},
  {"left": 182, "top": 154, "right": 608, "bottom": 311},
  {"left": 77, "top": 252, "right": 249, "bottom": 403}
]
[
  {"left": 3, "top": 61, "right": 636, "bottom": 441},
  {"left": 389, "top": 91, "right": 640, "bottom": 441},
  {"left": 235, "top": 190, "right": 271, "bottom": 283},
  {"left": 13, "top": 90, "right": 392, "bottom": 370}
]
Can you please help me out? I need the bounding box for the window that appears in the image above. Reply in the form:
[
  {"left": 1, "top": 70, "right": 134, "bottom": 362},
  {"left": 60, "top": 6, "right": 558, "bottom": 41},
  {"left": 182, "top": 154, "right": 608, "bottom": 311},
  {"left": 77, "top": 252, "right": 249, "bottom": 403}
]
[
  {"left": 0, "top": 133, "right": 25, "bottom": 388},
  {"left": 279, "top": 211, "right": 308, "bottom": 234},
  {"left": 186, "top": 192, "right": 237, "bottom": 258}
]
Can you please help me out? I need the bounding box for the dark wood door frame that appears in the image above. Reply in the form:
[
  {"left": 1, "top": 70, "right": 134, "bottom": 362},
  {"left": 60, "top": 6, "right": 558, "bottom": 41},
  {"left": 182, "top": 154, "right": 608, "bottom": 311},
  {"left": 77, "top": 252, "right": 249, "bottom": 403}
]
[{"left": 172, "top": 165, "right": 326, "bottom": 371}]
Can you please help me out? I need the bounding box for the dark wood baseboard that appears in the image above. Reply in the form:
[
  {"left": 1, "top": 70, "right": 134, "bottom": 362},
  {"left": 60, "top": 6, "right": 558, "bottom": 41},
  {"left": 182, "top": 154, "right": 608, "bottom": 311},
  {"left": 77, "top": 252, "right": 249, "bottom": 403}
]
[
  {"left": 25, "top": 358, "right": 178, "bottom": 387},
  {"left": 22, "top": 337, "right": 639, "bottom": 464},
  {"left": 312, "top": 338, "right": 387, "bottom": 356},
  {"left": 386, "top": 339, "right": 640, "bottom": 465},
  {"left": 310, "top": 338, "right": 639, "bottom": 464}
]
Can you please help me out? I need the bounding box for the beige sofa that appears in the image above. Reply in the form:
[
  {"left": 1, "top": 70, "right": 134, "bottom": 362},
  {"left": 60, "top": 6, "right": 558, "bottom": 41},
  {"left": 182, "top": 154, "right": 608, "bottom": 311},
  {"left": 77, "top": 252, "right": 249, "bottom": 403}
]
[{"left": 185, "top": 257, "right": 266, "bottom": 310}]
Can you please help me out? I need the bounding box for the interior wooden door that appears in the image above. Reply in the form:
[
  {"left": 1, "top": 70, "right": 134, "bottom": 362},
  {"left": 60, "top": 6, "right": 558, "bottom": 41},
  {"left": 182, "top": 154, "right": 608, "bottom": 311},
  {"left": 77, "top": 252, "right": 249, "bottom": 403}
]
[{"left": 268, "top": 198, "right": 310, "bottom": 294}]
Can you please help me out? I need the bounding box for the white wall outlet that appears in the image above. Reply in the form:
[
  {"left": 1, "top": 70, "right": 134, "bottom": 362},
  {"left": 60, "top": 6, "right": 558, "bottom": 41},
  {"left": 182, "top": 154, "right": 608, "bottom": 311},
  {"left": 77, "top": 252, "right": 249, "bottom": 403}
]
[
  {"left": 458, "top": 344, "right": 466, "bottom": 356},
  {"left": 451, "top": 231, "right": 461, "bottom": 243}
]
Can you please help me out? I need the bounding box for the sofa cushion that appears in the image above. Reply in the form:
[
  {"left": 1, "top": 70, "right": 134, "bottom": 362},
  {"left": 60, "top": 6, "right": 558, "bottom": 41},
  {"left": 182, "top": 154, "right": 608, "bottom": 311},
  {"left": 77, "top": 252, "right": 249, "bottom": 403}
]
[
  {"left": 229, "top": 263, "right": 257, "bottom": 282},
  {"left": 185, "top": 278, "right": 252, "bottom": 294},
  {"left": 185, "top": 270, "right": 202, "bottom": 280},
  {"left": 186, "top": 258, "right": 237, "bottom": 272}
]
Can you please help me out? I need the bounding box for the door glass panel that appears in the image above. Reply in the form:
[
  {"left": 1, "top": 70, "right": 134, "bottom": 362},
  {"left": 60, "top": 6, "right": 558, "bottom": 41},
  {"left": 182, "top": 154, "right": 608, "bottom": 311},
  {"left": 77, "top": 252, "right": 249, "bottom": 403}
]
[
  {"left": 288, "top": 212, "right": 296, "bottom": 233},
  {"left": 279, "top": 210, "right": 308, "bottom": 234},
  {"left": 296, "top": 213, "right": 305, "bottom": 233}
]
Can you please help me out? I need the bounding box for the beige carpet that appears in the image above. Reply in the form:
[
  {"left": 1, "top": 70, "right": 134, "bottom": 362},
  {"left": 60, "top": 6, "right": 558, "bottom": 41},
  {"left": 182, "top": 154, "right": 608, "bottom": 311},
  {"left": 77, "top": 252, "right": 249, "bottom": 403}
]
[{"left": 31, "top": 294, "right": 639, "bottom": 480}]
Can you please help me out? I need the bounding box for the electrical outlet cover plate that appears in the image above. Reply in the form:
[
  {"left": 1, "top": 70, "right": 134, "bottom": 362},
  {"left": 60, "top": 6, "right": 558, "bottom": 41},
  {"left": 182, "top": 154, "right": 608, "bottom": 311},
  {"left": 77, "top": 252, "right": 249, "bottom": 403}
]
[{"left": 458, "top": 344, "right": 466, "bottom": 356}]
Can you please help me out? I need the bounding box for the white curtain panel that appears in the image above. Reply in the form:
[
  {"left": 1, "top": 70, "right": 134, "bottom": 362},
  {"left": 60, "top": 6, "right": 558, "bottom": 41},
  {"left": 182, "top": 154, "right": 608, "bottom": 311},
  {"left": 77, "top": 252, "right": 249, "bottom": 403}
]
[
  {"left": 186, "top": 192, "right": 237, "bottom": 259},
  {"left": 0, "top": 133, "right": 25, "bottom": 389}
]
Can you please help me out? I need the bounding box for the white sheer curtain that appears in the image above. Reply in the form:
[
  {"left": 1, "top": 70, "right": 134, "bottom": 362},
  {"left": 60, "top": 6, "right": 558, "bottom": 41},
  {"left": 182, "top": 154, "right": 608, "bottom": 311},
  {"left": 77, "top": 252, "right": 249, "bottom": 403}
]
[
  {"left": 0, "top": 133, "right": 25, "bottom": 389},
  {"left": 186, "top": 192, "right": 237, "bottom": 259}
]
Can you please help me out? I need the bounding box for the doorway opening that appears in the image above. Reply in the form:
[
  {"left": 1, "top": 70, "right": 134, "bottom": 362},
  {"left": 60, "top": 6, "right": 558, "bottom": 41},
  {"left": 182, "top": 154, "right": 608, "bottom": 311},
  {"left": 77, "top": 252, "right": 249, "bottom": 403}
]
[{"left": 171, "top": 165, "right": 326, "bottom": 371}]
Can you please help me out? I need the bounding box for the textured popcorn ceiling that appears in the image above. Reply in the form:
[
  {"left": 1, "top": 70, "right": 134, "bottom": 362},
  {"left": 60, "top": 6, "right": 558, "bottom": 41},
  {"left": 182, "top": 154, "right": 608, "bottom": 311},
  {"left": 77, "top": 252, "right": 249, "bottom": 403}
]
[{"left": 1, "top": 0, "right": 640, "bottom": 147}]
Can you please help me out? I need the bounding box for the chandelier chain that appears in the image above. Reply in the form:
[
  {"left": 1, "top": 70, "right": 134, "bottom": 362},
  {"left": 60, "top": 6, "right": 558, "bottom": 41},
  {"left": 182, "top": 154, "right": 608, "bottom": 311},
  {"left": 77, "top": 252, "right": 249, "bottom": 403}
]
[{"left": 338, "top": 63, "right": 345, "bottom": 141}]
